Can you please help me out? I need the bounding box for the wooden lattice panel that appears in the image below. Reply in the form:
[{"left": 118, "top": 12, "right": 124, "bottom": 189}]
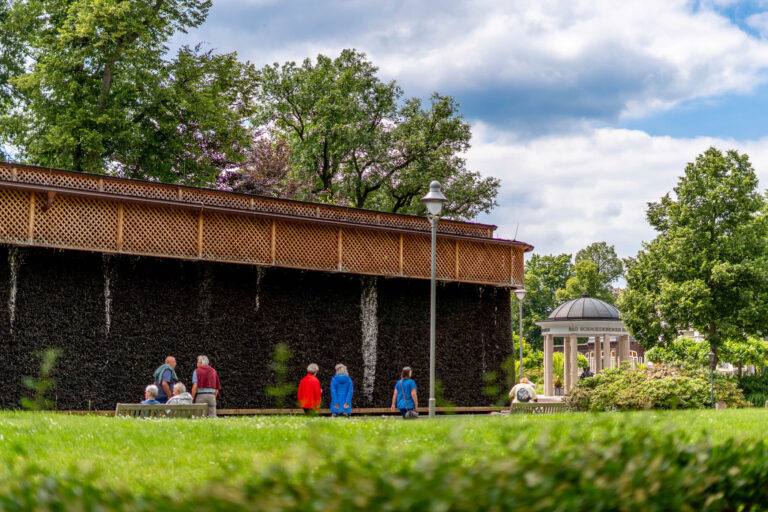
[
  {"left": 202, "top": 213, "right": 270, "bottom": 263},
  {"left": 321, "top": 206, "right": 375, "bottom": 225},
  {"left": 34, "top": 195, "right": 117, "bottom": 250},
  {"left": 251, "top": 196, "right": 317, "bottom": 218},
  {"left": 103, "top": 179, "right": 178, "bottom": 201},
  {"left": 459, "top": 241, "right": 514, "bottom": 284},
  {"left": 18, "top": 168, "right": 101, "bottom": 192},
  {"left": 122, "top": 204, "right": 197, "bottom": 257},
  {"left": 402, "top": 234, "right": 454, "bottom": 280},
  {"left": 182, "top": 188, "right": 251, "bottom": 210},
  {"left": 0, "top": 166, "right": 12, "bottom": 181},
  {"left": 0, "top": 189, "right": 29, "bottom": 243},
  {"left": 275, "top": 221, "right": 337, "bottom": 270},
  {"left": 511, "top": 246, "right": 525, "bottom": 286},
  {"left": 341, "top": 228, "right": 399, "bottom": 275}
]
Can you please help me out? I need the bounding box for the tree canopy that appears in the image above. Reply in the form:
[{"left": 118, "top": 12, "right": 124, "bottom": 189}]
[
  {"left": 618, "top": 148, "right": 768, "bottom": 360},
  {"left": 253, "top": 49, "right": 499, "bottom": 220},
  {"left": 0, "top": 0, "right": 257, "bottom": 185}
]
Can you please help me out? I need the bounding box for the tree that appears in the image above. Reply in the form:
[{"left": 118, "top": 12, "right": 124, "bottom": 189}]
[
  {"left": 619, "top": 148, "right": 768, "bottom": 362},
  {"left": 555, "top": 259, "right": 616, "bottom": 304},
  {"left": 512, "top": 253, "right": 572, "bottom": 348},
  {"left": 575, "top": 242, "right": 623, "bottom": 286},
  {"left": 0, "top": 0, "right": 257, "bottom": 185},
  {"left": 256, "top": 49, "right": 499, "bottom": 220}
]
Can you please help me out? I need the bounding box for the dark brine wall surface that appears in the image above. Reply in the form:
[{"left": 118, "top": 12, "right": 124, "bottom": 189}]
[{"left": 0, "top": 245, "right": 512, "bottom": 410}]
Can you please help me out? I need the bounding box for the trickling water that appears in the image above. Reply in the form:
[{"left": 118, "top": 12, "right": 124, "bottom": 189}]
[
  {"left": 102, "top": 254, "right": 113, "bottom": 336},
  {"left": 254, "top": 267, "right": 265, "bottom": 313},
  {"left": 360, "top": 276, "right": 378, "bottom": 404},
  {"left": 7, "top": 247, "right": 20, "bottom": 334}
]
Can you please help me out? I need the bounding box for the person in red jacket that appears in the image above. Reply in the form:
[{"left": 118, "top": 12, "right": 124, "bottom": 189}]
[{"left": 297, "top": 363, "right": 322, "bottom": 415}]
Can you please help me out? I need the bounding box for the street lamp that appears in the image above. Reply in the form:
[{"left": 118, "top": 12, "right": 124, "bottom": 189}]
[
  {"left": 514, "top": 288, "right": 527, "bottom": 381},
  {"left": 709, "top": 350, "right": 716, "bottom": 409},
  {"left": 421, "top": 181, "right": 447, "bottom": 419}
]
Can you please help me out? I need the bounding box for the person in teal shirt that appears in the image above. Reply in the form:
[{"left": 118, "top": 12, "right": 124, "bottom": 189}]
[{"left": 391, "top": 366, "right": 418, "bottom": 418}]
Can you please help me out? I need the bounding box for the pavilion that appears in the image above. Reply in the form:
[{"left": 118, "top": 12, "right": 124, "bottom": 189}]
[{"left": 536, "top": 295, "right": 631, "bottom": 395}]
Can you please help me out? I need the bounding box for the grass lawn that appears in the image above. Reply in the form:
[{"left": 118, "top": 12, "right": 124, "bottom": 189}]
[
  {"left": 1, "top": 409, "right": 767, "bottom": 509},
  {"left": 0, "top": 409, "right": 765, "bottom": 492}
]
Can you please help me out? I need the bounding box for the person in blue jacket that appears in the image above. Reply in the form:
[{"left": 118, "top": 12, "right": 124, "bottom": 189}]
[{"left": 330, "top": 363, "right": 354, "bottom": 417}]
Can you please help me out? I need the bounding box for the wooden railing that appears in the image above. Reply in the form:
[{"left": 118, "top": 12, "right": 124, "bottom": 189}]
[{"left": 0, "top": 162, "right": 531, "bottom": 287}]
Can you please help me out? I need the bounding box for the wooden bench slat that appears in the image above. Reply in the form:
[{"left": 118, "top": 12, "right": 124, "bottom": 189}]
[
  {"left": 115, "top": 403, "right": 208, "bottom": 418},
  {"left": 509, "top": 402, "right": 566, "bottom": 415}
]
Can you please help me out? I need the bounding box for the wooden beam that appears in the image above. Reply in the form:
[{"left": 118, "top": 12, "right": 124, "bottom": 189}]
[
  {"left": 197, "top": 210, "right": 204, "bottom": 257},
  {"left": 399, "top": 234, "right": 404, "bottom": 275},
  {"left": 116, "top": 203, "right": 124, "bottom": 251},
  {"left": 26, "top": 193, "right": 35, "bottom": 242},
  {"left": 270, "top": 219, "right": 276, "bottom": 264},
  {"left": 42, "top": 190, "right": 55, "bottom": 212},
  {"left": 337, "top": 227, "right": 343, "bottom": 271},
  {"left": 454, "top": 240, "right": 460, "bottom": 280}
]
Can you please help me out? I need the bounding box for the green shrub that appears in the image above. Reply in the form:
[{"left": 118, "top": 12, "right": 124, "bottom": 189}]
[
  {"left": 565, "top": 364, "right": 750, "bottom": 411},
  {"left": 745, "top": 392, "right": 768, "bottom": 408},
  {"left": 737, "top": 371, "right": 768, "bottom": 397},
  {"left": 4, "top": 424, "right": 768, "bottom": 510}
]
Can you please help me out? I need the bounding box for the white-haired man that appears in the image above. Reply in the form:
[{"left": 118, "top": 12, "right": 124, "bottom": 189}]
[
  {"left": 166, "top": 382, "right": 194, "bottom": 405},
  {"left": 191, "top": 355, "right": 221, "bottom": 417}
]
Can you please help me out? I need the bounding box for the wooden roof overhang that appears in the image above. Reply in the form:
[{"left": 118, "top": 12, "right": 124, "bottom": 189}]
[{"left": 0, "top": 162, "right": 532, "bottom": 288}]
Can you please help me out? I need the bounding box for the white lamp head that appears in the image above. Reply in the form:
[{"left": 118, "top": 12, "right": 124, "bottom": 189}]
[
  {"left": 514, "top": 288, "right": 528, "bottom": 301},
  {"left": 421, "top": 181, "right": 448, "bottom": 217}
]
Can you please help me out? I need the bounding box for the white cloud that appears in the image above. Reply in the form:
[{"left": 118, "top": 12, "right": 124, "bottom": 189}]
[
  {"left": 468, "top": 125, "right": 768, "bottom": 259},
  {"left": 179, "top": 0, "right": 768, "bottom": 130}
]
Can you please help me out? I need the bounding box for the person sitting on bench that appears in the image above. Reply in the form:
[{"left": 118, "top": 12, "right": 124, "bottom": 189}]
[
  {"left": 141, "top": 384, "right": 161, "bottom": 404},
  {"left": 166, "top": 382, "right": 193, "bottom": 405}
]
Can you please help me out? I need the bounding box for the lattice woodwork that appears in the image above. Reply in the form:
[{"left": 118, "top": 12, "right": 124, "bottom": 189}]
[
  {"left": 202, "top": 212, "right": 271, "bottom": 263},
  {"left": 274, "top": 221, "right": 337, "bottom": 270},
  {"left": 0, "top": 163, "right": 533, "bottom": 287},
  {"left": 0, "top": 189, "right": 28, "bottom": 243},
  {"left": 0, "top": 163, "right": 499, "bottom": 238},
  {"left": 34, "top": 195, "right": 117, "bottom": 250},
  {"left": 342, "top": 228, "right": 399, "bottom": 275},
  {"left": 122, "top": 204, "right": 197, "bottom": 257}
]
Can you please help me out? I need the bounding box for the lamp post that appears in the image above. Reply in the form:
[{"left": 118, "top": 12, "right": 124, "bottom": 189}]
[
  {"left": 421, "top": 181, "right": 447, "bottom": 419},
  {"left": 514, "top": 288, "right": 527, "bottom": 382},
  {"left": 709, "top": 350, "right": 716, "bottom": 409}
]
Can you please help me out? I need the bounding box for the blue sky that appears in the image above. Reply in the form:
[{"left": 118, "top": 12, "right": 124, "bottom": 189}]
[{"left": 173, "top": 0, "right": 768, "bottom": 261}]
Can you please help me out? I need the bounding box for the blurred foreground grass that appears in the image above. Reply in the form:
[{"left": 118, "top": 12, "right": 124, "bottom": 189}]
[{"left": 0, "top": 409, "right": 767, "bottom": 510}]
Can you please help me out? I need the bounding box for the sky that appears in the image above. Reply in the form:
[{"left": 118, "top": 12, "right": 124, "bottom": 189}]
[{"left": 173, "top": 0, "right": 768, "bottom": 261}]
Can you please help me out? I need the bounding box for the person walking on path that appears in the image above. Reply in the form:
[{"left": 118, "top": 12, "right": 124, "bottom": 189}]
[
  {"left": 391, "top": 367, "right": 418, "bottom": 418},
  {"left": 153, "top": 356, "right": 178, "bottom": 404},
  {"left": 297, "top": 363, "right": 322, "bottom": 415},
  {"left": 191, "top": 355, "right": 221, "bottom": 418},
  {"left": 330, "top": 363, "right": 353, "bottom": 417},
  {"left": 508, "top": 377, "right": 538, "bottom": 404}
]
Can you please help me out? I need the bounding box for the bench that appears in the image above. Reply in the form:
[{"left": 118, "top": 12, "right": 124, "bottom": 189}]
[
  {"left": 509, "top": 402, "right": 566, "bottom": 415},
  {"left": 114, "top": 403, "right": 208, "bottom": 418}
]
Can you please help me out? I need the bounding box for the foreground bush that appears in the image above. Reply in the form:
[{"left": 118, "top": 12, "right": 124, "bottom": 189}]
[
  {"left": 1, "top": 423, "right": 768, "bottom": 511},
  {"left": 565, "top": 364, "right": 750, "bottom": 411}
]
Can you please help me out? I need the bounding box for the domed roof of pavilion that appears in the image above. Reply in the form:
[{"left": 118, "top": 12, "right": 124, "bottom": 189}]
[{"left": 547, "top": 294, "right": 619, "bottom": 321}]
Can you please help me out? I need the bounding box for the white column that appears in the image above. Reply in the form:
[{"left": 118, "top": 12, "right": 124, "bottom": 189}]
[
  {"left": 594, "top": 335, "right": 602, "bottom": 373},
  {"left": 619, "top": 334, "right": 630, "bottom": 367},
  {"left": 544, "top": 334, "right": 554, "bottom": 396},
  {"left": 563, "top": 337, "right": 571, "bottom": 392},
  {"left": 603, "top": 334, "right": 612, "bottom": 369},
  {"left": 570, "top": 334, "right": 579, "bottom": 389}
]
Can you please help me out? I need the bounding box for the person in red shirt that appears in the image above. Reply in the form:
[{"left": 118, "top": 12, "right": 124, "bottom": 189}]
[{"left": 297, "top": 363, "right": 322, "bottom": 415}]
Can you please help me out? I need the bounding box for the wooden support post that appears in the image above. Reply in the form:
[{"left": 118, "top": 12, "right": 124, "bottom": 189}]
[
  {"left": 98, "top": 178, "right": 104, "bottom": 192},
  {"left": 399, "top": 234, "right": 404, "bottom": 275},
  {"left": 177, "top": 187, "right": 183, "bottom": 200},
  {"left": 26, "top": 193, "right": 36, "bottom": 242},
  {"left": 11, "top": 167, "right": 18, "bottom": 181},
  {"left": 197, "top": 211, "right": 204, "bottom": 258},
  {"left": 270, "top": 220, "right": 276, "bottom": 264},
  {"left": 337, "top": 227, "right": 343, "bottom": 271},
  {"left": 116, "top": 203, "right": 124, "bottom": 251},
  {"left": 454, "top": 240, "right": 460, "bottom": 280}
]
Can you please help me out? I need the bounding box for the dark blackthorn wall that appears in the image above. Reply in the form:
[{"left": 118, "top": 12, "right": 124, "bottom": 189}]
[{"left": 0, "top": 245, "right": 512, "bottom": 410}]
